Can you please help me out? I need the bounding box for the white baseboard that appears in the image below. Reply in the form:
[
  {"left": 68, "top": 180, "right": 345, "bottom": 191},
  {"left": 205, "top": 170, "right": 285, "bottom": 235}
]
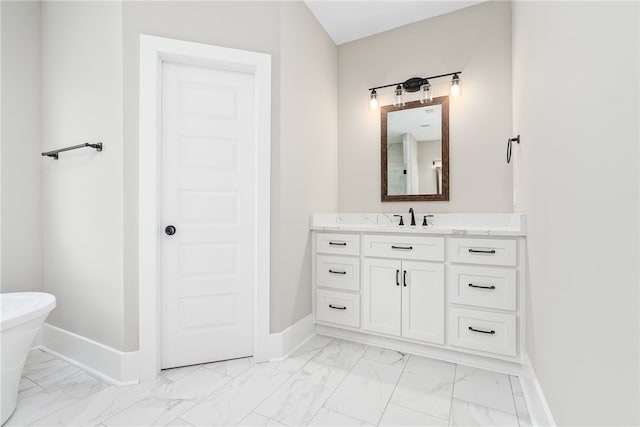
[
  {"left": 521, "top": 353, "right": 556, "bottom": 426},
  {"left": 37, "top": 315, "right": 316, "bottom": 385},
  {"left": 268, "top": 313, "right": 315, "bottom": 360},
  {"left": 37, "top": 323, "right": 139, "bottom": 386}
]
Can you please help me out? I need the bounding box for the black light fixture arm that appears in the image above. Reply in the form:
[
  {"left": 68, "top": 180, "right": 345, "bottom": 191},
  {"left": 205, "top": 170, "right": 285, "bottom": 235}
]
[
  {"left": 42, "top": 142, "right": 103, "bottom": 160},
  {"left": 368, "top": 71, "right": 462, "bottom": 92}
]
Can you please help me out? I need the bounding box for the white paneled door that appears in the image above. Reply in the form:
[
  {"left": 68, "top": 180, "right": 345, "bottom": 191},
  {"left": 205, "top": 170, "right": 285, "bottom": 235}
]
[{"left": 161, "top": 61, "right": 255, "bottom": 369}]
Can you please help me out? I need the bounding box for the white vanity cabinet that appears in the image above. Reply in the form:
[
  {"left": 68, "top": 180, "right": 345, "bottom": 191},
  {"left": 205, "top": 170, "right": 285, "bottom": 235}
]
[
  {"left": 362, "top": 259, "right": 445, "bottom": 343},
  {"left": 314, "top": 233, "right": 361, "bottom": 328},
  {"left": 447, "top": 237, "right": 519, "bottom": 357},
  {"left": 311, "top": 213, "right": 527, "bottom": 365},
  {"left": 361, "top": 235, "right": 445, "bottom": 344}
]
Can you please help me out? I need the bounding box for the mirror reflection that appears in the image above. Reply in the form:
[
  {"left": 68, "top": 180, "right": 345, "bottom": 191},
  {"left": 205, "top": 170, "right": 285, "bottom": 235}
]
[{"left": 381, "top": 97, "right": 449, "bottom": 201}]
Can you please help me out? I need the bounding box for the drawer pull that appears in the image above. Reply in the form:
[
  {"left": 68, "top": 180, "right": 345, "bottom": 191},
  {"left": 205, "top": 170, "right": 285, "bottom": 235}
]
[
  {"left": 403, "top": 270, "right": 407, "bottom": 287},
  {"left": 468, "top": 326, "right": 495, "bottom": 334},
  {"left": 396, "top": 269, "right": 400, "bottom": 286},
  {"left": 329, "top": 304, "right": 347, "bottom": 310},
  {"left": 329, "top": 269, "right": 346, "bottom": 275},
  {"left": 468, "top": 283, "right": 496, "bottom": 290},
  {"left": 329, "top": 242, "right": 347, "bottom": 246},
  {"left": 468, "top": 248, "right": 496, "bottom": 254},
  {"left": 391, "top": 245, "right": 413, "bottom": 250}
]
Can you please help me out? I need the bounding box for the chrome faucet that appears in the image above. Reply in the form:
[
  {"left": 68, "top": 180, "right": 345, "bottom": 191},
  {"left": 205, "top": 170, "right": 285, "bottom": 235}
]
[{"left": 409, "top": 208, "right": 416, "bottom": 226}]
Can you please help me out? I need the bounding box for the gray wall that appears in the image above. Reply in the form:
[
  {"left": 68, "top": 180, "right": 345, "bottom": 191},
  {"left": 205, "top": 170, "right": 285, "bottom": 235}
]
[
  {"left": 512, "top": 1, "right": 640, "bottom": 424},
  {"left": 41, "top": 1, "right": 126, "bottom": 349},
  {"left": 337, "top": 1, "right": 512, "bottom": 213},
  {"left": 1, "top": 1, "right": 42, "bottom": 294},
  {"left": 275, "top": 1, "right": 338, "bottom": 331}
]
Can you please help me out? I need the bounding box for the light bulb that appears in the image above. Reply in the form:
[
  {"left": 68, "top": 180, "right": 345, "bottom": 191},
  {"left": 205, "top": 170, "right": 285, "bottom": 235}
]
[
  {"left": 369, "top": 89, "right": 378, "bottom": 110},
  {"left": 394, "top": 85, "right": 405, "bottom": 107},
  {"left": 450, "top": 74, "right": 461, "bottom": 97},
  {"left": 420, "top": 81, "right": 432, "bottom": 104}
]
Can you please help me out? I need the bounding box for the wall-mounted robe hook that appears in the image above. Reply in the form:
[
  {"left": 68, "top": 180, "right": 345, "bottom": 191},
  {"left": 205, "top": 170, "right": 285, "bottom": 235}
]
[{"left": 507, "top": 135, "right": 520, "bottom": 164}]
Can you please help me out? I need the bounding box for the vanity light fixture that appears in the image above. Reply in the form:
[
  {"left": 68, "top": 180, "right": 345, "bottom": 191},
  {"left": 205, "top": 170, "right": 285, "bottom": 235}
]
[
  {"left": 420, "top": 81, "right": 432, "bottom": 103},
  {"left": 369, "top": 89, "right": 378, "bottom": 109},
  {"left": 450, "top": 73, "right": 461, "bottom": 97},
  {"left": 393, "top": 84, "right": 405, "bottom": 107},
  {"left": 368, "top": 71, "right": 462, "bottom": 109}
]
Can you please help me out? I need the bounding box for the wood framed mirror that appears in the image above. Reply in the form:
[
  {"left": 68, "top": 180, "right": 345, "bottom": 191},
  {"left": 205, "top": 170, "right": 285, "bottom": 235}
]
[{"left": 381, "top": 96, "right": 449, "bottom": 202}]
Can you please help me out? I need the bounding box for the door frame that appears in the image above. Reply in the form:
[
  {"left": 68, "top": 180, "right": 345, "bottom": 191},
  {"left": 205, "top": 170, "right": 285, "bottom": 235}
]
[{"left": 138, "top": 35, "right": 271, "bottom": 380}]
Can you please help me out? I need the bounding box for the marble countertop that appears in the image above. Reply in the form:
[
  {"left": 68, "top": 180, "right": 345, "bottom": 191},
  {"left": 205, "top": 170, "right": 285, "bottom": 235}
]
[{"left": 310, "top": 213, "right": 527, "bottom": 237}]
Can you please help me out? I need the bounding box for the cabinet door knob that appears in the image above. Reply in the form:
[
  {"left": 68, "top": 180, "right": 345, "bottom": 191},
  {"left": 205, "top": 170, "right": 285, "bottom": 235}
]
[
  {"left": 403, "top": 270, "right": 407, "bottom": 287},
  {"left": 396, "top": 269, "right": 400, "bottom": 286},
  {"left": 165, "top": 225, "right": 176, "bottom": 236}
]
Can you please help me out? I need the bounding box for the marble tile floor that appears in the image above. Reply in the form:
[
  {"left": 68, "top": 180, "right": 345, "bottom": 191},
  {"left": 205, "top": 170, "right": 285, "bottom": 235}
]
[{"left": 10, "top": 336, "right": 531, "bottom": 427}]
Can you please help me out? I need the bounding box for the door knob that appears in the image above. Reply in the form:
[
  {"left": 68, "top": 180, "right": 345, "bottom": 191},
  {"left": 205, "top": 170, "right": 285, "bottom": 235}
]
[{"left": 165, "top": 225, "right": 176, "bottom": 236}]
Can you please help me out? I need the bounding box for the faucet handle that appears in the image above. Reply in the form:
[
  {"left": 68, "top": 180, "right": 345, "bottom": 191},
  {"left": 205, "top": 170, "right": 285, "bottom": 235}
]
[
  {"left": 422, "top": 215, "right": 434, "bottom": 226},
  {"left": 393, "top": 214, "right": 405, "bottom": 226}
]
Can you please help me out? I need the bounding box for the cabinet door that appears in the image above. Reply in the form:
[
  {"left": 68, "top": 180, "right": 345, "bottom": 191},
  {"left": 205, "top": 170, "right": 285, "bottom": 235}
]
[
  {"left": 362, "top": 258, "right": 401, "bottom": 336},
  {"left": 401, "top": 261, "right": 445, "bottom": 344}
]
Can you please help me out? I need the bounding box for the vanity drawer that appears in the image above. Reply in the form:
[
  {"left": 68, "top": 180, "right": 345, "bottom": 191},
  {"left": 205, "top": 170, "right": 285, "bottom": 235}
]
[
  {"left": 448, "top": 265, "right": 517, "bottom": 311},
  {"left": 316, "top": 233, "right": 360, "bottom": 256},
  {"left": 316, "top": 255, "right": 360, "bottom": 292},
  {"left": 448, "top": 308, "right": 517, "bottom": 357},
  {"left": 362, "top": 234, "right": 444, "bottom": 261},
  {"left": 447, "top": 238, "right": 516, "bottom": 266},
  {"left": 316, "top": 289, "right": 360, "bottom": 328}
]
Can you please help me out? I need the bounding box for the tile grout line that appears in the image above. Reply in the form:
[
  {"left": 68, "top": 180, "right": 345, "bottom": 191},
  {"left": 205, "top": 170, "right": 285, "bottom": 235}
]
[
  {"left": 27, "top": 366, "right": 100, "bottom": 390},
  {"left": 24, "top": 377, "right": 109, "bottom": 426},
  {"left": 18, "top": 377, "right": 45, "bottom": 398},
  {"left": 236, "top": 338, "right": 333, "bottom": 426},
  {"left": 165, "top": 415, "right": 195, "bottom": 427},
  {"left": 23, "top": 353, "right": 85, "bottom": 386},
  {"left": 382, "top": 356, "right": 454, "bottom": 424},
  {"left": 304, "top": 339, "right": 370, "bottom": 426},
  {"left": 102, "top": 367, "right": 234, "bottom": 427},
  {"left": 97, "top": 376, "right": 187, "bottom": 426},
  {"left": 155, "top": 367, "right": 237, "bottom": 426},
  {"left": 231, "top": 365, "right": 295, "bottom": 426},
  {"left": 447, "top": 364, "right": 458, "bottom": 427},
  {"left": 508, "top": 375, "right": 522, "bottom": 427},
  {"left": 188, "top": 341, "right": 333, "bottom": 426},
  {"left": 21, "top": 352, "right": 112, "bottom": 427},
  {"left": 374, "top": 352, "right": 411, "bottom": 427}
]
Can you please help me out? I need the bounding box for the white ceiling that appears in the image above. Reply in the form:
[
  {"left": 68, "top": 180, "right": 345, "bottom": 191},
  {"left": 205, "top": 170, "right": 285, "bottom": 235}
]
[{"left": 304, "top": 1, "right": 486, "bottom": 45}]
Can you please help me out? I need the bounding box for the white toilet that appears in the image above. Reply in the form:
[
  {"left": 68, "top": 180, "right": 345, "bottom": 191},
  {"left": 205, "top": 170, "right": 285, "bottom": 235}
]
[{"left": 0, "top": 292, "right": 56, "bottom": 424}]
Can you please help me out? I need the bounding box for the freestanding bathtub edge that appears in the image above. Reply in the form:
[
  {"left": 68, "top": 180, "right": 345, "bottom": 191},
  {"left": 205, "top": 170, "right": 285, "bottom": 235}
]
[{"left": 1, "top": 292, "right": 56, "bottom": 425}]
